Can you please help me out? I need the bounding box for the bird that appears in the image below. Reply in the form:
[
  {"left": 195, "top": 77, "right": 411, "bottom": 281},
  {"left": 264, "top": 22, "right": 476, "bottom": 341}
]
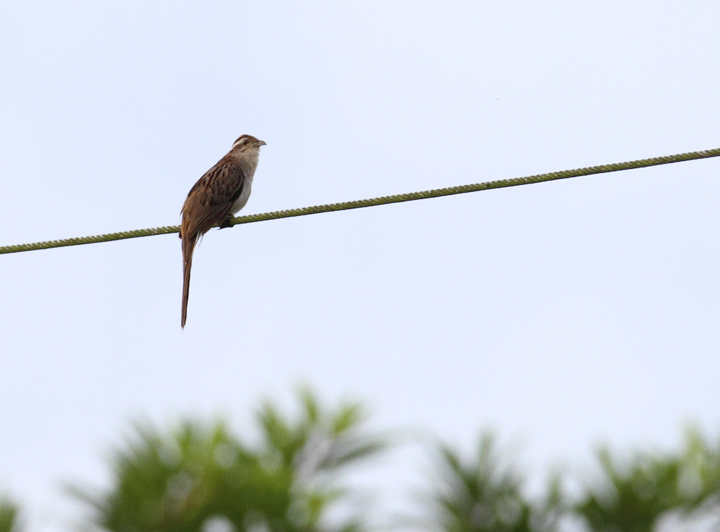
[{"left": 179, "top": 134, "right": 266, "bottom": 328}]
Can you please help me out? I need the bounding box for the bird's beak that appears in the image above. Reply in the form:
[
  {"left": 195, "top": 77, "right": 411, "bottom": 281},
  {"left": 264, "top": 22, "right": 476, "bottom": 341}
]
[{"left": 257, "top": 140, "right": 266, "bottom": 147}]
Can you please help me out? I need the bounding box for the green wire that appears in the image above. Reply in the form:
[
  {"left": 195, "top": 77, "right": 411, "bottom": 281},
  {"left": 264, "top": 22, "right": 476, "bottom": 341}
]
[{"left": 2, "top": 147, "right": 719, "bottom": 255}]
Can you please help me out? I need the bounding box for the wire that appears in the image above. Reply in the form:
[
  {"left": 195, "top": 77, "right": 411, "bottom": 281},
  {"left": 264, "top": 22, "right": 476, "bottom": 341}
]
[{"left": 2, "top": 147, "right": 719, "bottom": 256}]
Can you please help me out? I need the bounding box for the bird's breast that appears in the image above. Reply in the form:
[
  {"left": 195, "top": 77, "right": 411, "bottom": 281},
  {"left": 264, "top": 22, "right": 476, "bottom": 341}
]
[{"left": 230, "top": 175, "right": 253, "bottom": 214}]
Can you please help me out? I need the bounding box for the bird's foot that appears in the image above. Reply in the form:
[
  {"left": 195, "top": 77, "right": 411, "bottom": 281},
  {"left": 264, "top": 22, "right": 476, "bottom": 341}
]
[{"left": 218, "top": 216, "right": 234, "bottom": 229}]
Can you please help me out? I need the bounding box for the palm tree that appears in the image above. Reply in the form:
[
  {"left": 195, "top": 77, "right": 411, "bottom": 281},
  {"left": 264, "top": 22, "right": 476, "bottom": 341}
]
[
  {"left": 412, "top": 433, "right": 562, "bottom": 532},
  {"left": 0, "top": 495, "right": 20, "bottom": 532},
  {"left": 69, "top": 388, "right": 388, "bottom": 532},
  {"left": 575, "top": 426, "right": 720, "bottom": 532}
]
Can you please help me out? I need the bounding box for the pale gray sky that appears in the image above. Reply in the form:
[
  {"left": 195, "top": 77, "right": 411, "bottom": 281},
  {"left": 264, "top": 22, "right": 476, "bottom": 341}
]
[{"left": 1, "top": 1, "right": 720, "bottom": 530}]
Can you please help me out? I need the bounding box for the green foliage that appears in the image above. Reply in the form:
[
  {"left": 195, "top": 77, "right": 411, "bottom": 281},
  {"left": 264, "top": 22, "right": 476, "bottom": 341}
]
[
  {"left": 416, "top": 433, "right": 562, "bottom": 532},
  {"left": 7, "top": 389, "right": 720, "bottom": 531},
  {"left": 576, "top": 426, "right": 720, "bottom": 532},
  {"left": 576, "top": 447, "right": 681, "bottom": 532},
  {"left": 0, "top": 496, "right": 20, "bottom": 532},
  {"left": 69, "top": 389, "right": 387, "bottom": 532}
]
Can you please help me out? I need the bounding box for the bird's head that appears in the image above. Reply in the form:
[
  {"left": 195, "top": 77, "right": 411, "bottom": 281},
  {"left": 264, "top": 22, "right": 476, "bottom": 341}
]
[{"left": 231, "top": 134, "right": 266, "bottom": 154}]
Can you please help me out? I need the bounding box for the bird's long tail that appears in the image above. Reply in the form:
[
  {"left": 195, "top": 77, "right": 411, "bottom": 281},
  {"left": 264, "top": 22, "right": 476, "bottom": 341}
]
[{"left": 181, "top": 235, "right": 197, "bottom": 328}]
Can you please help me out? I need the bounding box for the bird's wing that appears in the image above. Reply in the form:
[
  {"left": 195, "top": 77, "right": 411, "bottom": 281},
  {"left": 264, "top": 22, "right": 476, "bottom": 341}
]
[{"left": 182, "top": 157, "right": 246, "bottom": 238}]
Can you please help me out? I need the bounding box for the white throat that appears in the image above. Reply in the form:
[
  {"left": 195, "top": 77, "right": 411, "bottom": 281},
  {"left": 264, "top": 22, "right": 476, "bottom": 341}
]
[{"left": 229, "top": 148, "right": 261, "bottom": 215}]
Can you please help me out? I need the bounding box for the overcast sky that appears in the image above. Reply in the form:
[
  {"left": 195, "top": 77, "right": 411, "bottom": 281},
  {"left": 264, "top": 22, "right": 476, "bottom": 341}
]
[{"left": 1, "top": 1, "right": 720, "bottom": 530}]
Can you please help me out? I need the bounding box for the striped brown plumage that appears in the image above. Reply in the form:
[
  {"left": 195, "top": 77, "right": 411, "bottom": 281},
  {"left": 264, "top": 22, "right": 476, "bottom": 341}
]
[{"left": 179, "top": 134, "right": 265, "bottom": 328}]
